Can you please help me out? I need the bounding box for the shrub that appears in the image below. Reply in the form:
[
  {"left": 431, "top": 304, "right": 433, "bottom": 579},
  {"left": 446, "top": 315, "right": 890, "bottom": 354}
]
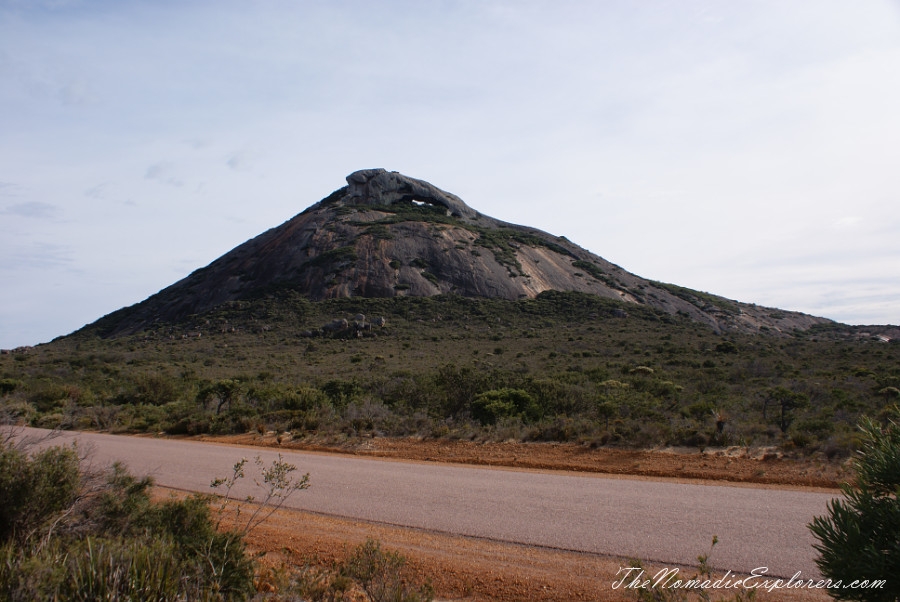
[
  {"left": 132, "top": 374, "right": 180, "bottom": 406},
  {"left": 470, "top": 388, "right": 539, "bottom": 425},
  {"left": 0, "top": 432, "right": 257, "bottom": 600},
  {"left": 115, "top": 403, "right": 167, "bottom": 432},
  {"left": 56, "top": 536, "right": 185, "bottom": 601},
  {"left": 715, "top": 341, "right": 739, "bottom": 354},
  {"left": 879, "top": 386, "right": 900, "bottom": 399},
  {"left": 321, "top": 379, "right": 361, "bottom": 408},
  {"left": 27, "top": 385, "right": 72, "bottom": 413},
  {"left": 149, "top": 495, "right": 255, "bottom": 598},
  {"left": 0, "top": 379, "right": 21, "bottom": 395},
  {"left": 307, "top": 245, "right": 358, "bottom": 268},
  {"left": 342, "top": 538, "right": 434, "bottom": 602},
  {"left": 809, "top": 408, "right": 899, "bottom": 600},
  {"left": 0, "top": 440, "right": 81, "bottom": 545}
]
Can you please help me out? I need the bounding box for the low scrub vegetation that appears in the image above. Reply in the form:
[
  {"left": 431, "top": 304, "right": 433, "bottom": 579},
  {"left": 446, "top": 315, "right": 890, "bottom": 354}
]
[
  {"left": 2, "top": 292, "right": 898, "bottom": 458},
  {"left": 0, "top": 428, "right": 432, "bottom": 601},
  {"left": 0, "top": 430, "right": 256, "bottom": 600},
  {"left": 274, "top": 538, "right": 432, "bottom": 602}
]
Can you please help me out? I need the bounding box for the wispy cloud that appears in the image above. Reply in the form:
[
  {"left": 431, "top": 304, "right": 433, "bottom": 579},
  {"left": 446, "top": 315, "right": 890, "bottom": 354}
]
[
  {"left": 1, "top": 0, "right": 81, "bottom": 8},
  {"left": 833, "top": 216, "right": 863, "bottom": 229},
  {"left": 84, "top": 183, "right": 109, "bottom": 200},
  {"left": 58, "top": 75, "right": 91, "bottom": 105},
  {"left": 2, "top": 201, "right": 59, "bottom": 219},
  {"left": 0, "top": 182, "right": 19, "bottom": 196},
  {"left": 1, "top": 241, "right": 74, "bottom": 271},
  {"left": 226, "top": 149, "right": 255, "bottom": 172},
  {"left": 144, "top": 162, "right": 184, "bottom": 187}
]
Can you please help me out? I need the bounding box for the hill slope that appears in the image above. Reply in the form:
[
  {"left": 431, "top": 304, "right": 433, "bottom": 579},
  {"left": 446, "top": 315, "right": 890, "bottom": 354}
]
[{"left": 90, "top": 169, "right": 827, "bottom": 337}]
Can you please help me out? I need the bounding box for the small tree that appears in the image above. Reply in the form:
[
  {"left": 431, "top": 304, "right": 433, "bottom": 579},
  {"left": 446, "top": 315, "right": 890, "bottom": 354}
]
[
  {"left": 199, "top": 379, "right": 243, "bottom": 415},
  {"left": 808, "top": 407, "right": 900, "bottom": 601},
  {"left": 210, "top": 453, "right": 310, "bottom": 539},
  {"left": 762, "top": 387, "right": 808, "bottom": 434}
]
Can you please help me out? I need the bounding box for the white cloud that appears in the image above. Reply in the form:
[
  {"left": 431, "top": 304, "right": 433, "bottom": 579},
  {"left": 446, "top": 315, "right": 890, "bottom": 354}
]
[
  {"left": 0, "top": 241, "right": 73, "bottom": 271},
  {"left": 2, "top": 201, "right": 59, "bottom": 219},
  {"left": 834, "top": 217, "right": 863, "bottom": 229},
  {"left": 226, "top": 149, "right": 255, "bottom": 172},
  {"left": 144, "top": 162, "right": 184, "bottom": 187}
]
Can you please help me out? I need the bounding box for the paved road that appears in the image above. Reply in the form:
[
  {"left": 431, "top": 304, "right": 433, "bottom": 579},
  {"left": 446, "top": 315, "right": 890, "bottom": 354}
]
[{"left": 16, "top": 427, "right": 836, "bottom": 579}]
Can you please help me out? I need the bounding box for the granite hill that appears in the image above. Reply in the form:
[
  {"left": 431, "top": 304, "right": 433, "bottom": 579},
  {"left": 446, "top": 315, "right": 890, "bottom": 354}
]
[{"left": 90, "top": 169, "right": 828, "bottom": 337}]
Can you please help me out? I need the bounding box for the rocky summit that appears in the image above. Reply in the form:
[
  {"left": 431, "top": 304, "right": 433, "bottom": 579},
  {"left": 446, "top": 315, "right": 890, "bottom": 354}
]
[{"left": 92, "top": 168, "right": 829, "bottom": 336}]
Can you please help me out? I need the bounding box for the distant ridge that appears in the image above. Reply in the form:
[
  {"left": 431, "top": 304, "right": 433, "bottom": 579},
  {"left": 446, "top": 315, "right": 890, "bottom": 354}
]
[{"left": 90, "top": 168, "right": 830, "bottom": 337}]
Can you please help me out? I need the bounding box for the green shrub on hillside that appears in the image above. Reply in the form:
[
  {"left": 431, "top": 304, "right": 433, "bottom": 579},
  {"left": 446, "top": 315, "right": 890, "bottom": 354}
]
[
  {"left": 0, "top": 379, "right": 20, "bottom": 395},
  {"left": 470, "top": 388, "right": 539, "bottom": 425}
]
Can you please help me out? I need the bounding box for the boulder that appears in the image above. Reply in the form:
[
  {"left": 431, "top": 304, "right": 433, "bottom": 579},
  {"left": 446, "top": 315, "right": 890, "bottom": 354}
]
[{"left": 345, "top": 168, "right": 478, "bottom": 219}]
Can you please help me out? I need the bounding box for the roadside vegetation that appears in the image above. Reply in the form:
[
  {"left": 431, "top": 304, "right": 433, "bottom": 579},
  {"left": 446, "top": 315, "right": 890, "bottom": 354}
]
[
  {"left": 809, "top": 405, "right": 899, "bottom": 601},
  {"left": 0, "top": 428, "right": 432, "bottom": 601},
  {"left": 2, "top": 291, "right": 898, "bottom": 458}
]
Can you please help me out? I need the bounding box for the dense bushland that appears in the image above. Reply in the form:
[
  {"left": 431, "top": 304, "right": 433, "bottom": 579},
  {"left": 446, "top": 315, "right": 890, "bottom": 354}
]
[{"left": 2, "top": 292, "right": 898, "bottom": 456}]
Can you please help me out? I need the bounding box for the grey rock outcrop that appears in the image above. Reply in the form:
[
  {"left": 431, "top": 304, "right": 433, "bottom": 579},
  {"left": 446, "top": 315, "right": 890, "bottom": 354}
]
[
  {"left": 345, "top": 169, "right": 478, "bottom": 219},
  {"left": 322, "top": 318, "right": 349, "bottom": 333}
]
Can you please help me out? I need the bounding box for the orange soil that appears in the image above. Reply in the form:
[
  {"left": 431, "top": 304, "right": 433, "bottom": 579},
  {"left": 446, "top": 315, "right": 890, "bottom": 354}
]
[{"left": 200, "top": 433, "right": 850, "bottom": 489}]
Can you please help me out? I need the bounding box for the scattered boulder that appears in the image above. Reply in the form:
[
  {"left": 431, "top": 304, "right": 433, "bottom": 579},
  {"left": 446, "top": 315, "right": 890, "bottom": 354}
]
[{"left": 322, "top": 318, "right": 349, "bottom": 333}]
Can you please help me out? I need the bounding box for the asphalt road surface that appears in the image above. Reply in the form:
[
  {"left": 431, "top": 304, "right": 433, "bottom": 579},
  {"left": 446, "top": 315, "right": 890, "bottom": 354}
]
[{"left": 15, "top": 427, "right": 837, "bottom": 579}]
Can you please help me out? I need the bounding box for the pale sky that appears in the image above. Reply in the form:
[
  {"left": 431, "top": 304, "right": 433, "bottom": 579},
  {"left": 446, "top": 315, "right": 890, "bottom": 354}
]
[{"left": 2, "top": 0, "right": 899, "bottom": 348}]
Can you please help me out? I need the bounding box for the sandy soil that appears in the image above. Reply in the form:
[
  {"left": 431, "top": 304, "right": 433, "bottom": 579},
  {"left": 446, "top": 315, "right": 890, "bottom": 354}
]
[
  {"left": 200, "top": 433, "right": 851, "bottom": 490},
  {"left": 249, "top": 507, "right": 837, "bottom": 602},
  {"left": 171, "top": 434, "right": 847, "bottom": 601}
]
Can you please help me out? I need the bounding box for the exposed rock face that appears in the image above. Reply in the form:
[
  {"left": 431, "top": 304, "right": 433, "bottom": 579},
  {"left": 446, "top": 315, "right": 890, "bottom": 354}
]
[
  {"left": 345, "top": 169, "right": 478, "bottom": 219},
  {"left": 92, "top": 169, "right": 831, "bottom": 337}
]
